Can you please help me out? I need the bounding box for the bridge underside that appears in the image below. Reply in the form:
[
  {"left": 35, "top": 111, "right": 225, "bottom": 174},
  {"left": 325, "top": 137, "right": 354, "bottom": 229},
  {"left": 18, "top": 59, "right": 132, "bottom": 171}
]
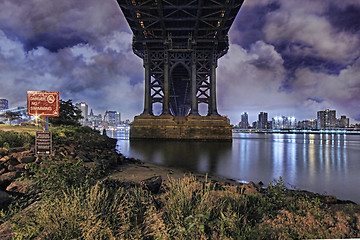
[{"left": 117, "top": 0, "right": 244, "bottom": 140}]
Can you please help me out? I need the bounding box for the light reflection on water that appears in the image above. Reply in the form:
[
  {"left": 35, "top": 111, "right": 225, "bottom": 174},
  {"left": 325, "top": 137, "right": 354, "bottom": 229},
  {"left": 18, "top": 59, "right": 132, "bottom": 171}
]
[{"left": 111, "top": 130, "right": 360, "bottom": 203}]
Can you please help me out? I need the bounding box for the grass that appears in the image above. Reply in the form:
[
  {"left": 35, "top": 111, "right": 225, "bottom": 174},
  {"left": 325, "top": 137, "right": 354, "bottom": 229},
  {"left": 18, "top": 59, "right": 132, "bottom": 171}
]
[
  {"left": 9, "top": 174, "right": 360, "bottom": 239},
  {"left": 1, "top": 126, "right": 359, "bottom": 239}
]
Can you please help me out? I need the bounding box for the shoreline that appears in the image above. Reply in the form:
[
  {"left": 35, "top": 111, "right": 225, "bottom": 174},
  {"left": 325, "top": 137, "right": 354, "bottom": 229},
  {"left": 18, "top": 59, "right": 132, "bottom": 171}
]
[
  {"left": 1, "top": 126, "right": 359, "bottom": 239},
  {"left": 110, "top": 157, "right": 358, "bottom": 206}
]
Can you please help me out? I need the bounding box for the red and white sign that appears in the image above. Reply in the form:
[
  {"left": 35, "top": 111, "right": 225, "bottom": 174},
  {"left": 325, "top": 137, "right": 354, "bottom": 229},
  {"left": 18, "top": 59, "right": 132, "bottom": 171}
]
[{"left": 27, "top": 91, "right": 59, "bottom": 117}]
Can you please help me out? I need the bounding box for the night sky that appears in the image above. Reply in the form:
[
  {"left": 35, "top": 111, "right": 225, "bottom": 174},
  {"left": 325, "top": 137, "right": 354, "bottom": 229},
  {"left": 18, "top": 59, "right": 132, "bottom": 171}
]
[{"left": 0, "top": 0, "right": 359, "bottom": 124}]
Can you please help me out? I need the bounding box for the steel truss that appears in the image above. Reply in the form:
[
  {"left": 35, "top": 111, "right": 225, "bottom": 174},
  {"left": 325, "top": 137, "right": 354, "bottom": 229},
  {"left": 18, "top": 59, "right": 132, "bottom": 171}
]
[{"left": 117, "top": 0, "right": 244, "bottom": 116}]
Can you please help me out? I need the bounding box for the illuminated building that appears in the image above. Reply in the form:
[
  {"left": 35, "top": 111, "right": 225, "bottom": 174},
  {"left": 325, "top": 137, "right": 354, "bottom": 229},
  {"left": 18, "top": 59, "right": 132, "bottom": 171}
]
[
  {"left": 317, "top": 109, "right": 336, "bottom": 129},
  {"left": 0, "top": 99, "right": 8, "bottom": 110},
  {"left": 272, "top": 116, "right": 297, "bottom": 129},
  {"left": 258, "top": 112, "right": 268, "bottom": 129},
  {"left": 239, "top": 112, "right": 249, "bottom": 129}
]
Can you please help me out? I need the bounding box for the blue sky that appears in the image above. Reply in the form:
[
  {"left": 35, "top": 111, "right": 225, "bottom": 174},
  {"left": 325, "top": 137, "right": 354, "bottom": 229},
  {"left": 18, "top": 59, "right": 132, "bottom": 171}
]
[{"left": 0, "top": 0, "right": 359, "bottom": 124}]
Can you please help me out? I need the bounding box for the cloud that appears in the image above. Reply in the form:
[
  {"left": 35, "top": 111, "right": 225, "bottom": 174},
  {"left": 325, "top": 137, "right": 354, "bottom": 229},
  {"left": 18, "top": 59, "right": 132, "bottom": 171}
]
[
  {"left": 263, "top": 1, "right": 360, "bottom": 63},
  {"left": 0, "top": 27, "right": 143, "bottom": 120},
  {"left": 1, "top": 0, "right": 359, "bottom": 124}
]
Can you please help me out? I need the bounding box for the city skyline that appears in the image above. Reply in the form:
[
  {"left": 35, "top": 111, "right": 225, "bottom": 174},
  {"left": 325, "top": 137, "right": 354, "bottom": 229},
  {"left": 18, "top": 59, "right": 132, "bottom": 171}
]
[{"left": 0, "top": 0, "right": 359, "bottom": 124}]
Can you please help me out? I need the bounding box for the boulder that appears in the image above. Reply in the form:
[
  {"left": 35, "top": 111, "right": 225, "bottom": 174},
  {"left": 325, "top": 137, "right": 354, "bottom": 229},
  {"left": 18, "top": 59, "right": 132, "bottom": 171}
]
[
  {"left": 0, "top": 156, "right": 10, "bottom": 163},
  {"left": 240, "top": 181, "right": 259, "bottom": 195},
  {"left": 0, "top": 190, "right": 11, "bottom": 206},
  {"left": 6, "top": 180, "right": 34, "bottom": 194},
  {"left": 9, "top": 147, "right": 26, "bottom": 153},
  {"left": 6, "top": 157, "right": 19, "bottom": 166},
  {"left": 0, "top": 171, "right": 22, "bottom": 189},
  {"left": 141, "top": 176, "right": 162, "bottom": 194},
  {"left": 19, "top": 156, "right": 36, "bottom": 164},
  {"left": 0, "top": 148, "right": 8, "bottom": 157}
]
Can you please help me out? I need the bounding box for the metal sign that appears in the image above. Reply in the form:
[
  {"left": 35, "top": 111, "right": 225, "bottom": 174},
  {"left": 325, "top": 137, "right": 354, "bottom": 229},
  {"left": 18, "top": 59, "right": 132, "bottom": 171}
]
[
  {"left": 27, "top": 91, "right": 59, "bottom": 117},
  {"left": 35, "top": 131, "right": 52, "bottom": 155}
]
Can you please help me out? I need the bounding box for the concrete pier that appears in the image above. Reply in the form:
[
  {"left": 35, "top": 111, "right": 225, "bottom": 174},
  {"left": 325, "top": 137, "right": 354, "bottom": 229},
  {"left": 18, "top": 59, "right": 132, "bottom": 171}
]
[{"left": 130, "top": 115, "right": 232, "bottom": 141}]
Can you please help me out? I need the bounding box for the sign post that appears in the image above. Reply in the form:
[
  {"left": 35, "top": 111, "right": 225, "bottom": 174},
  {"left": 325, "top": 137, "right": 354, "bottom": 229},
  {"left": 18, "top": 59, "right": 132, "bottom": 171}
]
[{"left": 27, "top": 91, "right": 59, "bottom": 155}]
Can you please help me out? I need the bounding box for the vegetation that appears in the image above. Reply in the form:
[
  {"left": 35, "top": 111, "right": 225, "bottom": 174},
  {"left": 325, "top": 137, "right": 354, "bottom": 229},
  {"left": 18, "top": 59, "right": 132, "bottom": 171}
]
[
  {"left": 0, "top": 130, "right": 34, "bottom": 150},
  {"left": 9, "top": 171, "right": 360, "bottom": 239},
  {"left": 1, "top": 126, "right": 359, "bottom": 239},
  {"left": 49, "top": 99, "right": 83, "bottom": 126}
]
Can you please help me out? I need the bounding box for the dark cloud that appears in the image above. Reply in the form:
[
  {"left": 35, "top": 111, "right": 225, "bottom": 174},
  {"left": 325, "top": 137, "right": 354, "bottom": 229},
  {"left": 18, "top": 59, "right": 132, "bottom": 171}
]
[
  {"left": 325, "top": 4, "right": 360, "bottom": 33},
  {"left": 0, "top": 0, "right": 359, "bottom": 123},
  {"left": 231, "top": 1, "right": 280, "bottom": 48},
  {"left": 24, "top": 32, "right": 88, "bottom": 52}
]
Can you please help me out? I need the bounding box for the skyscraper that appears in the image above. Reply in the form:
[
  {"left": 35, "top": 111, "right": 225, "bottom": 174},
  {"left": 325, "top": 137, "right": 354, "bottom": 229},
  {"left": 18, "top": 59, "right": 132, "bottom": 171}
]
[
  {"left": 337, "top": 115, "right": 350, "bottom": 128},
  {"left": 239, "top": 112, "right": 249, "bottom": 129},
  {"left": 75, "top": 102, "right": 88, "bottom": 120},
  {"left": 75, "top": 102, "right": 88, "bottom": 126},
  {"left": 258, "top": 112, "right": 268, "bottom": 130},
  {"left": 317, "top": 109, "right": 336, "bottom": 129},
  {"left": 104, "top": 111, "right": 121, "bottom": 126},
  {"left": 0, "top": 99, "right": 8, "bottom": 110}
]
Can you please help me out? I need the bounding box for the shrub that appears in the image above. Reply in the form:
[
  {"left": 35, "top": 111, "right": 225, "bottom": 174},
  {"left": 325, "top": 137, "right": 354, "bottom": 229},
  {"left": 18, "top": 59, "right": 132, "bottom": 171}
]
[{"left": 0, "top": 130, "right": 34, "bottom": 149}]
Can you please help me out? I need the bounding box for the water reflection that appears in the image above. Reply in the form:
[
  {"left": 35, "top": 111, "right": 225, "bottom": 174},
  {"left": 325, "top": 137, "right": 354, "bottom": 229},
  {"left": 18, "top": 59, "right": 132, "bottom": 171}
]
[
  {"left": 114, "top": 132, "right": 360, "bottom": 203},
  {"left": 126, "top": 140, "right": 232, "bottom": 174}
]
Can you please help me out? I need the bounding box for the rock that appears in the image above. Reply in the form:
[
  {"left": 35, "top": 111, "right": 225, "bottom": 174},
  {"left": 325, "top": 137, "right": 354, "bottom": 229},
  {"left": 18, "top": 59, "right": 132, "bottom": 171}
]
[
  {"left": 0, "top": 148, "right": 8, "bottom": 157},
  {"left": 141, "top": 176, "right": 162, "bottom": 194},
  {"left": 9, "top": 147, "right": 26, "bottom": 153},
  {"left": 14, "top": 163, "right": 27, "bottom": 170},
  {"left": 0, "top": 156, "right": 10, "bottom": 163},
  {"left": 240, "top": 181, "right": 259, "bottom": 195},
  {"left": 6, "top": 157, "right": 20, "bottom": 166},
  {"left": 0, "top": 190, "right": 11, "bottom": 206},
  {"left": 19, "top": 156, "right": 36, "bottom": 164},
  {"left": 0, "top": 171, "right": 22, "bottom": 189},
  {"left": 6, "top": 180, "right": 34, "bottom": 194}
]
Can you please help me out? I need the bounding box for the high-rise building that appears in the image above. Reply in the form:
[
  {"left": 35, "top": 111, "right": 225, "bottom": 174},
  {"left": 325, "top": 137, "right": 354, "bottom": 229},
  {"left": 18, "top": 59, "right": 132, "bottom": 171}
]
[
  {"left": 104, "top": 111, "right": 121, "bottom": 126},
  {"left": 76, "top": 102, "right": 88, "bottom": 120},
  {"left": 258, "top": 112, "right": 268, "bottom": 129},
  {"left": 272, "top": 116, "right": 297, "bottom": 129},
  {"left": 298, "top": 119, "right": 317, "bottom": 130},
  {"left": 239, "top": 112, "right": 249, "bottom": 129},
  {"left": 317, "top": 109, "right": 336, "bottom": 129},
  {"left": 337, "top": 115, "right": 349, "bottom": 128},
  {"left": 0, "top": 99, "right": 9, "bottom": 110}
]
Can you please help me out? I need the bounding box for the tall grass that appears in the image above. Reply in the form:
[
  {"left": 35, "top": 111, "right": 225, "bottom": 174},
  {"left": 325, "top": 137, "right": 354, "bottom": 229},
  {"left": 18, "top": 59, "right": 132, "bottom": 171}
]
[
  {"left": 10, "top": 175, "right": 360, "bottom": 239},
  {"left": 0, "top": 130, "right": 34, "bottom": 149}
]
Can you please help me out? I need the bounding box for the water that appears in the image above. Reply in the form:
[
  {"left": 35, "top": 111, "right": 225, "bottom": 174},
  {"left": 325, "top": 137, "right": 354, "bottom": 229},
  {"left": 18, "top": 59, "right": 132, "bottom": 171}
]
[{"left": 111, "top": 131, "right": 360, "bottom": 204}]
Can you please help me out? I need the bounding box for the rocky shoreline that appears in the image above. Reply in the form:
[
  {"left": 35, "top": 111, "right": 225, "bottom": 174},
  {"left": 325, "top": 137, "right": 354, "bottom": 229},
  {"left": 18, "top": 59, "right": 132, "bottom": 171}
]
[
  {"left": 0, "top": 127, "right": 357, "bottom": 209},
  {"left": 0, "top": 127, "right": 359, "bottom": 239}
]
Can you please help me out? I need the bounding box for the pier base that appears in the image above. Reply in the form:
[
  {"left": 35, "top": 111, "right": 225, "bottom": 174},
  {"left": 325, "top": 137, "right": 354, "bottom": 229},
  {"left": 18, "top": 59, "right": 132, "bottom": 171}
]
[{"left": 130, "top": 115, "right": 232, "bottom": 141}]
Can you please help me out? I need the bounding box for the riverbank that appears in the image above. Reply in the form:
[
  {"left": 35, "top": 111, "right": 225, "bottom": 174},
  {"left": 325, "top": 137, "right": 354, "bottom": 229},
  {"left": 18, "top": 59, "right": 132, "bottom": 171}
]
[{"left": 0, "top": 126, "right": 359, "bottom": 239}]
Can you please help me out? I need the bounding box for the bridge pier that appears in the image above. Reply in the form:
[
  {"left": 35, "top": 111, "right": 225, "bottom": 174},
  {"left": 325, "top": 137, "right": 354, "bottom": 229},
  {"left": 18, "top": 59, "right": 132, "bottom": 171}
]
[
  {"left": 117, "top": 0, "right": 244, "bottom": 140},
  {"left": 130, "top": 115, "right": 232, "bottom": 141}
]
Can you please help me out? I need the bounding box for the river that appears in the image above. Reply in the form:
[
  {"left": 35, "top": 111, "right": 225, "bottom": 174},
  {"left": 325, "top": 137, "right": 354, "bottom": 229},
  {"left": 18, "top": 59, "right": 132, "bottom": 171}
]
[{"left": 110, "top": 131, "right": 360, "bottom": 204}]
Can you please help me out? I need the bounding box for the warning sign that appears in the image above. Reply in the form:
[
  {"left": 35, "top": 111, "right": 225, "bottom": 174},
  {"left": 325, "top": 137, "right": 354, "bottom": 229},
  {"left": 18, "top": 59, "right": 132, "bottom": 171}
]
[
  {"left": 27, "top": 91, "right": 59, "bottom": 117},
  {"left": 35, "top": 131, "right": 52, "bottom": 155}
]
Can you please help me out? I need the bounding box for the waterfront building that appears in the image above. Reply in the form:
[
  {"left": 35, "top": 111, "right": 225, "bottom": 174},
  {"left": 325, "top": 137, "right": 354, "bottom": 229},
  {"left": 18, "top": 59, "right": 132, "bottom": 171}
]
[
  {"left": 87, "top": 109, "right": 102, "bottom": 128},
  {"left": 76, "top": 102, "right": 89, "bottom": 125},
  {"left": 258, "top": 112, "right": 268, "bottom": 129},
  {"left": 317, "top": 109, "right": 336, "bottom": 129},
  {"left": 298, "top": 119, "right": 317, "bottom": 130},
  {"left": 0, "top": 99, "right": 8, "bottom": 110},
  {"left": 239, "top": 112, "right": 249, "bottom": 129},
  {"left": 272, "top": 116, "right": 297, "bottom": 129},
  {"left": 104, "top": 111, "right": 121, "bottom": 126},
  {"left": 337, "top": 115, "right": 350, "bottom": 128}
]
